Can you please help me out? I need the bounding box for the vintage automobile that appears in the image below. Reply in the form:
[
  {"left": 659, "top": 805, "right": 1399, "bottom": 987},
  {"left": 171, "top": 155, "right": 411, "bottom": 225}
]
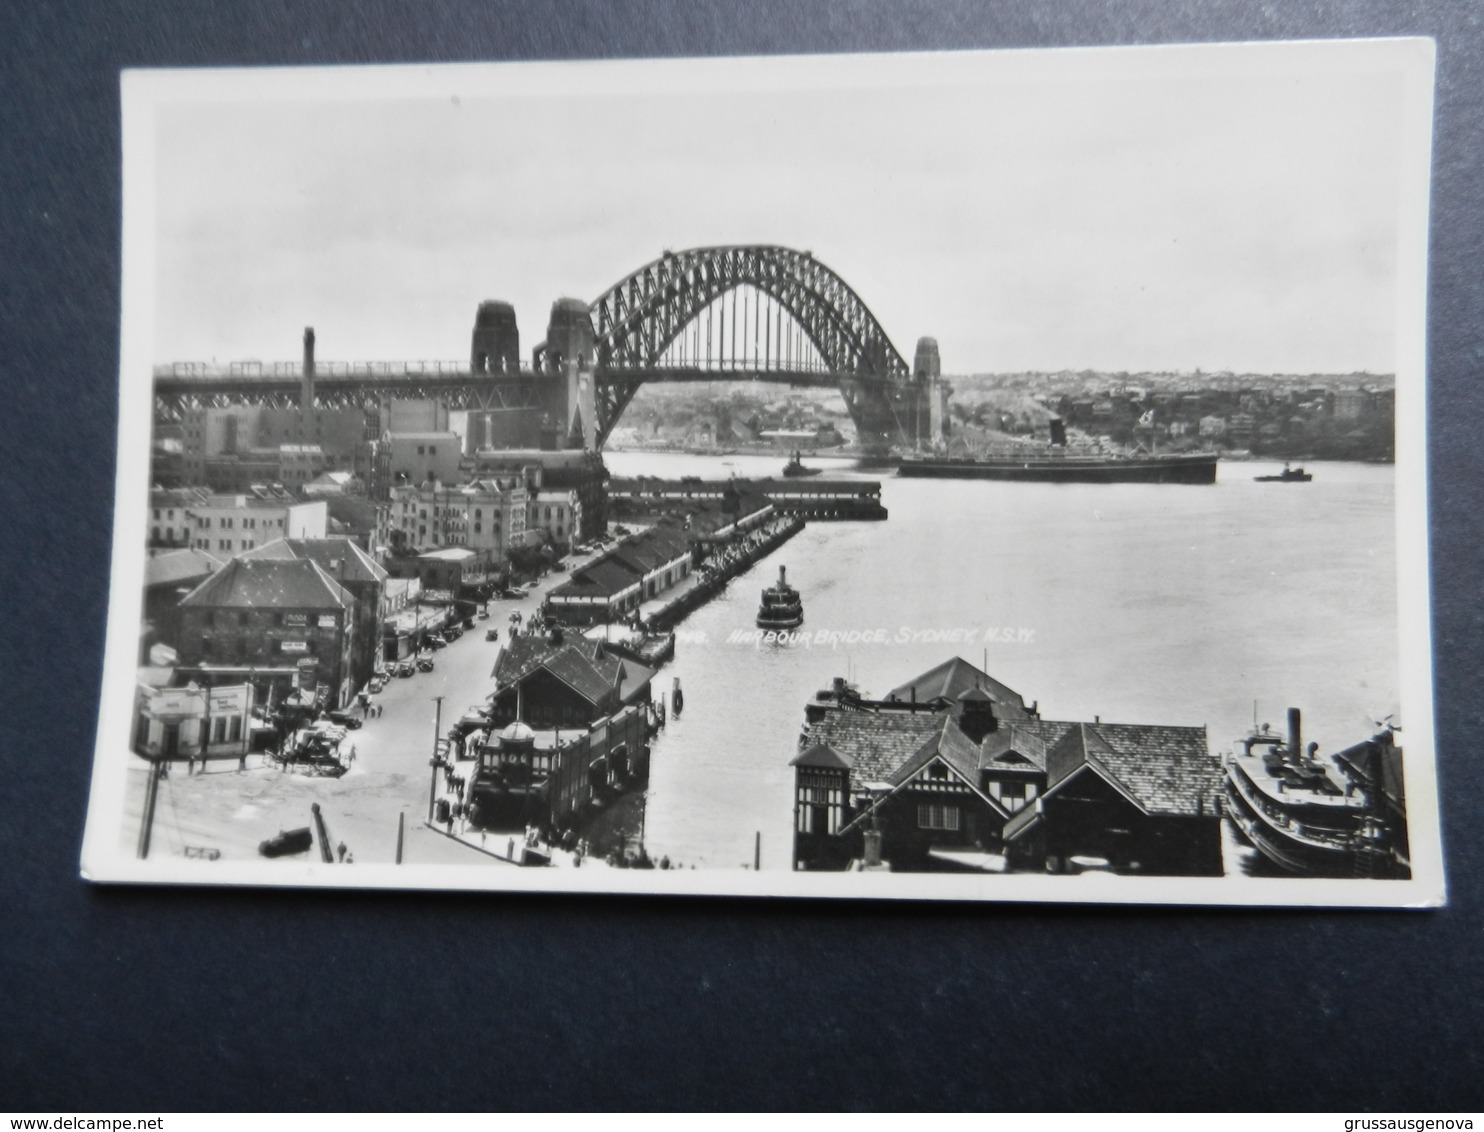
[
  {"left": 444, "top": 625, "right": 463, "bottom": 641},
  {"left": 325, "top": 709, "right": 362, "bottom": 730},
  {"left": 485, "top": 627, "right": 500, "bottom": 642},
  {"left": 424, "top": 634, "right": 447, "bottom": 650},
  {"left": 416, "top": 656, "right": 436, "bottom": 672},
  {"left": 395, "top": 661, "right": 416, "bottom": 678},
  {"left": 259, "top": 827, "right": 313, "bottom": 858},
  {"left": 368, "top": 675, "right": 386, "bottom": 694}
]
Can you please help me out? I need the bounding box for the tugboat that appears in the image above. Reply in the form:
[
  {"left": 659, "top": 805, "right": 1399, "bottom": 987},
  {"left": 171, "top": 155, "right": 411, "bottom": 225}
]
[
  {"left": 756, "top": 564, "right": 804, "bottom": 630},
  {"left": 1223, "top": 708, "right": 1409, "bottom": 879},
  {"left": 782, "top": 450, "right": 822, "bottom": 477},
  {"left": 1254, "top": 463, "right": 1313, "bottom": 483}
]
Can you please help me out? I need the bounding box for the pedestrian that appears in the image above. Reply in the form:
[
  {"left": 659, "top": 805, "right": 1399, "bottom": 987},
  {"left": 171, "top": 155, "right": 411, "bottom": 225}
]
[{"left": 336, "top": 841, "right": 347, "bottom": 863}]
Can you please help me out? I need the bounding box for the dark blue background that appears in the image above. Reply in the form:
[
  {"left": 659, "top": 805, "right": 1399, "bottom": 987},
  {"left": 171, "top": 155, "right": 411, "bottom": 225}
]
[{"left": 3, "top": 2, "right": 1481, "bottom": 1111}]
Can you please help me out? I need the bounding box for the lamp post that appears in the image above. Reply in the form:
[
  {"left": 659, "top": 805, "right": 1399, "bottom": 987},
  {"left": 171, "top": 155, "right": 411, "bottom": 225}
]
[{"left": 427, "top": 694, "right": 444, "bottom": 822}]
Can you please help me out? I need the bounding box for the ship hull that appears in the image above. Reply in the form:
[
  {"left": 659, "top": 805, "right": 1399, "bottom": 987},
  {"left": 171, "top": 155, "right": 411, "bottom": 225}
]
[
  {"left": 898, "top": 453, "right": 1217, "bottom": 484},
  {"left": 1222, "top": 756, "right": 1406, "bottom": 879}
]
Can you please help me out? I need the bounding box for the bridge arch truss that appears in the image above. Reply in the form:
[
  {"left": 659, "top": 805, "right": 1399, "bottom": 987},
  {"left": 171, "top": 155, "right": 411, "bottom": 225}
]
[{"left": 585, "top": 245, "right": 918, "bottom": 446}]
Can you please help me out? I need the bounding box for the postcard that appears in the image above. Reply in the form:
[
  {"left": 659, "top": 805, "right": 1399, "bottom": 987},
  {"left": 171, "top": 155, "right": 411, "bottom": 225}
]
[{"left": 82, "top": 39, "right": 1443, "bottom": 905}]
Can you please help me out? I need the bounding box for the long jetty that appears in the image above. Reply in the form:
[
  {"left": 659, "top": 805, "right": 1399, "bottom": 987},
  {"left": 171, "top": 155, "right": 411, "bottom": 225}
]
[
  {"left": 645, "top": 516, "right": 806, "bottom": 633},
  {"left": 610, "top": 476, "right": 887, "bottom": 521}
]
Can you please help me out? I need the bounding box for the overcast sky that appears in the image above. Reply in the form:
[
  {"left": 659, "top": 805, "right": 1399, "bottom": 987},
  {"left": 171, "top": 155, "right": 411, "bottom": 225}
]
[{"left": 141, "top": 42, "right": 1423, "bottom": 375}]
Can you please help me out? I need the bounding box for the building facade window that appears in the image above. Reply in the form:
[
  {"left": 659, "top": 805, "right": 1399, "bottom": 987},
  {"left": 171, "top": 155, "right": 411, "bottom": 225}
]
[{"left": 917, "top": 803, "right": 960, "bottom": 831}]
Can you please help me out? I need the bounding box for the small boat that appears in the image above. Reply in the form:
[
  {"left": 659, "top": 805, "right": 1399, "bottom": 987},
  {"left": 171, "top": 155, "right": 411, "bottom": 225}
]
[
  {"left": 756, "top": 564, "right": 804, "bottom": 630},
  {"left": 671, "top": 676, "right": 684, "bottom": 719},
  {"left": 1223, "top": 708, "right": 1408, "bottom": 879},
  {"left": 783, "top": 450, "right": 822, "bottom": 477},
  {"left": 1254, "top": 464, "right": 1313, "bottom": 483}
]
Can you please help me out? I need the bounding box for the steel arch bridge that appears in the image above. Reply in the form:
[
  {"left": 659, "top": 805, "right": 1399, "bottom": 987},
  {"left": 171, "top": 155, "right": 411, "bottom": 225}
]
[
  {"left": 552, "top": 245, "right": 921, "bottom": 446},
  {"left": 152, "top": 245, "right": 937, "bottom": 449}
]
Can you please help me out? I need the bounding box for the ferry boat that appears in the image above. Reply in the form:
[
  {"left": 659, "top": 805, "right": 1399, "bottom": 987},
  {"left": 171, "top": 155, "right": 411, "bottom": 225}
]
[
  {"left": 1254, "top": 464, "right": 1313, "bottom": 483},
  {"left": 1222, "top": 708, "right": 1409, "bottom": 879},
  {"left": 756, "top": 564, "right": 804, "bottom": 630},
  {"left": 782, "top": 450, "right": 822, "bottom": 477}
]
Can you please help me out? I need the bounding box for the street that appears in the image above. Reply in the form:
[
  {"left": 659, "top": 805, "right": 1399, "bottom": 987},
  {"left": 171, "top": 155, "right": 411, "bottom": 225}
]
[{"left": 119, "top": 590, "right": 553, "bottom": 867}]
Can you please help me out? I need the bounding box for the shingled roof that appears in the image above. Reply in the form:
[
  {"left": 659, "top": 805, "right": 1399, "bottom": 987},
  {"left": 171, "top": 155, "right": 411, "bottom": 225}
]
[
  {"left": 790, "top": 741, "right": 854, "bottom": 770},
  {"left": 978, "top": 722, "right": 1058, "bottom": 770},
  {"left": 1066, "top": 721, "right": 1219, "bottom": 816},
  {"left": 492, "top": 635, "right": 560, "bottom": 684},
  {"left": 493, "top": 637, "right": 654, "bottom": 708},
  {"left": 179, "top": 557, "right": 352, "bottom": 611},
  {"left": 886, "top": 657, "right": 1032, "bottom": 719},
  {"left": 804, "top": 709, "right": 945, "bottom": 786}
]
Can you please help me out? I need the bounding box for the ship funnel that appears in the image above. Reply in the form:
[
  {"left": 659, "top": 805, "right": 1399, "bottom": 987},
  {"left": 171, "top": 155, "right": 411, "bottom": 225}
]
[
  {"left": 1287, "top": 707, "right": 1302, "bottom": 762},
  {"left": 1049, "top": 417, "right": 1067, "bottom": 447},
  {"left": 779, "top": 565, "right": 787, "bottom": 586}
]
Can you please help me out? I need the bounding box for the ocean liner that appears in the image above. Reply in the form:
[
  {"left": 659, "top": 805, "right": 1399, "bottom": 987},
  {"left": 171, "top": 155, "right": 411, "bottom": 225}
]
[{"left": 897, "top": 417, "right": 1217, "bottom": 484}]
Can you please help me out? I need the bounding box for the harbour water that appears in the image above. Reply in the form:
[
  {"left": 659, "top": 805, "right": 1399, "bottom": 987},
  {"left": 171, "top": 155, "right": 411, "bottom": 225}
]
[{"left": 606, "top": 451, "right": 1399, "bottom": 873}]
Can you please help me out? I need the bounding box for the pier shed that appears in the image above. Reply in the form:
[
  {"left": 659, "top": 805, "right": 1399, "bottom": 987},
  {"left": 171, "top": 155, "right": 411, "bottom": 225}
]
[{"left": 489, "top": 635, "right": 653, "bottom": 730}]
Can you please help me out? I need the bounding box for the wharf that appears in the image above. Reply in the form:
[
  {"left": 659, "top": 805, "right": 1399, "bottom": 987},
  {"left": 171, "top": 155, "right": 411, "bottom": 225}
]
[
  {"left": 610, "top": 476, "right": 887, "bottom": 521},
  {"left": 645, "top": 516, "right": 805, "bottom": 633}
]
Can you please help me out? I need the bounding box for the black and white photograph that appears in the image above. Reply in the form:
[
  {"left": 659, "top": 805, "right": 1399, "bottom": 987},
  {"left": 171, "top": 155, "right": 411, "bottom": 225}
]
[{"left": 81, "top": 39, "right": 1442, "bottom": 905}]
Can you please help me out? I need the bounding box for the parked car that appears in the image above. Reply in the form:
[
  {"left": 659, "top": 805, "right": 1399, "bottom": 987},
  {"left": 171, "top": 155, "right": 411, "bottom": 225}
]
[
  {"left": 259, "top": 828, "right": 313, "bottom": 858},
  {"left": 416, "top": 656, "right": 436, "bottom": 672},
  {"left": 395, "top": 661, "right": 415, "bottom": 678},
  {"left": 501, "top": 588, "right": 526, "bottom": 600},
  {"left": 325, "top": 709, "right": 362, "bottom": 730},
  {"left": 425, "top": 634, "right": 447, "bottom": 650},
  {"left": 368, "top": 676, "right": 386, "bottom": 694}
]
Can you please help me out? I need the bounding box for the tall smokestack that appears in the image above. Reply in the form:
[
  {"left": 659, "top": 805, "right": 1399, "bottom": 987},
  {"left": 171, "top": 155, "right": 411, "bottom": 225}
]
[
  {"left": 1287, "top": 707, "right": 1302, "bottom": 763},
  {"left": 302, "top": 327, "right": 316, "bottom": 411}
]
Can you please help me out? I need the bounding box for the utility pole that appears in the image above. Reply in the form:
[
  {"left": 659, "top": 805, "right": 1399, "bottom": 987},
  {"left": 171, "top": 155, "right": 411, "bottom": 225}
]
[
  {"left": 427, "top": 695, "right": 444, "bottom": 822},
  {"left": 136, "top": 756, "right": 161, "bottom": 859}
]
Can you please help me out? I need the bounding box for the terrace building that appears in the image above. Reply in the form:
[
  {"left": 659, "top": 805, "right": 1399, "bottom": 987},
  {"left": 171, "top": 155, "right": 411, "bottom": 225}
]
[
  {"left": 387, "top": 477, "right": 529, "bottom": 559},
  {"left": 175, "top": 555, "right": 358, "bottom": 710},
  {"left": 184, "top": 491, "right": 327, "bottom": 556},
  {"left": 240, "top": 538, "right": 389, "bottom": 694}
]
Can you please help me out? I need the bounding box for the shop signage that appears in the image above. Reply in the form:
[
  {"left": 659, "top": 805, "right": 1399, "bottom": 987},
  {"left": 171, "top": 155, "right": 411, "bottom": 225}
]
[{"left": 209, "top": 685, "right": 250, "bottom": 713}]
